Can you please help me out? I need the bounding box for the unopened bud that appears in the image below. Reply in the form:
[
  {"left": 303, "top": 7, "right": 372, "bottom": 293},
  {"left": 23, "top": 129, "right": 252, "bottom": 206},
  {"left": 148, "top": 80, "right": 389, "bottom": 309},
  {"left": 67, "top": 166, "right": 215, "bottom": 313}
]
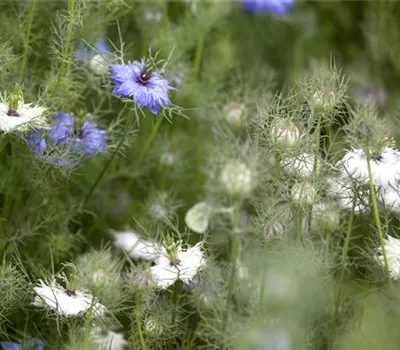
[
  {"left": 291, "top": 181, "right": 317, "bottom": 206},
  {"left": 270, "top": 118, "right": 300, "bottom": 147},
  {"left": 220, "top": 159, "right": 254, "bottom": 197},
  {"left": 224, "top": 102, "right": 245, "bottom": 126}
]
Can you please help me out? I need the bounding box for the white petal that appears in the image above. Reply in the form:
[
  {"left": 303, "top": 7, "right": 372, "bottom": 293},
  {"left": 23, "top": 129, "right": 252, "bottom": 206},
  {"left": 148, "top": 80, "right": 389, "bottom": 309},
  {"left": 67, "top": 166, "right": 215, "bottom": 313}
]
[{"left": 185, "top": 202, "right": 212, "bottom": 234}]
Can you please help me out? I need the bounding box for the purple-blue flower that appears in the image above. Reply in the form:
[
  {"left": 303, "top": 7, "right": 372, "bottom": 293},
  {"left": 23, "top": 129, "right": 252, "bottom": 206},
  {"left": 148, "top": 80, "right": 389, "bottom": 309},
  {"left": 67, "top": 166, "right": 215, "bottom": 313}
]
[
  {"left": 1, "top": 339, "right": 43, "bottom": 350},
  {"left": 242, "top": 0, "right": 294, "bottom": 15},
  {"left": 25, "top": 112, "right": 107, "bottom": 167},
  {"left": 71, "top": 120, "right": 107, "bottom": 156},
  {"left": 110, "top": 59, "right": 174, "bottom": 115},
  {"left": 48, "top": 112, "right": 74, "bottom": 145},
  {"left": 76, "top": 36, "right": 110, "bottom": 61}
]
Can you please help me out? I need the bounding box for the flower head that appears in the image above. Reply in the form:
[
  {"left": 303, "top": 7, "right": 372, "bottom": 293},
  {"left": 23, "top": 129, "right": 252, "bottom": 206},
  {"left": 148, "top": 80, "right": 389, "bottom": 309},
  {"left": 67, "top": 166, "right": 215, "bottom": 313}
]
[
  {"left": 111, "top": 229, "right": 160, "bottom": 261},
  {"left": 242, "top": 0, "right": 295, "bottom": 15},
  {"left": 150, "top": 242, "right": 205, "bottom": 289},
  {"left": 26, "top": 112, "right": 106, "bottom": 166},
  {"left": 71, "top": 120, "right": 107, "bottom": 156},
  {"left": 0, "top": 101, "right": 47, "bottom": 133},
  {"left": 376, "top": 235, "right": 400, "bottom": 280},
  {"left": 220, "top": 159, "right": 254, "bottom": 197},
  {"left": 282, "top": 152, "right": 317, "bottom": 178},
  {"left": 33, "top": 280, "right": 106, "bottom": 317},
  {"left": 338, "top": 147, "right": 400, "bottom": 189},
  {"left": 110, "top": 59, "right": 173, "bottom": 115},
  {"left": 90, "top": 328, "right": 127, "bottom": 350},
  {"left": 0, "top": 339, "right": 43, "bottom": 350}
]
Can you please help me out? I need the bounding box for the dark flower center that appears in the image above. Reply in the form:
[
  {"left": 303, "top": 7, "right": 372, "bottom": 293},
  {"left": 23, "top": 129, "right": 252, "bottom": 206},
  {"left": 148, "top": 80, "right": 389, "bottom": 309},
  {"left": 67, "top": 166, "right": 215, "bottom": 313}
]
[
  {"left": 138, "top": 72, "right": 150, "bottom": 84},
  {"left": 372, "top": 154, "right": 384, "bottom": 163},
  {"left": 170, "top": 259, "right": 181, "bottom": 267},
  {"left": 65, "top": 289, "right": 76, "bottom": 297},
  {"left": 7, "top": 109, "right": 19, "bottom": 117}
]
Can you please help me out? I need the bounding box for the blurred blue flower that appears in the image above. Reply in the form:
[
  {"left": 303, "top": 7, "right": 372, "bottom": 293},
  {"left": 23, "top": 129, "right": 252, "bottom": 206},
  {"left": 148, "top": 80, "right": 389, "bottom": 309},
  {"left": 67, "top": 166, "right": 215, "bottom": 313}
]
[
  {"left": 26, "top": 112, "right": 107, "bottom": 166},
  {"left": 242, "top": 0, "right": 294, "bottom": 15},
  {"left": 76, "top": 36, "right": 110, "bottom": 61},
  {"left": 110, "top": 59, "right": 174, "bottom": 115},
  {"left": 0, "top": 339, "right": 44, "bottom": 350},
  {"left": 48, "top": 111, "right": 74, "bottom": 145},
  {"left": 72, "top": 120, "right": 107, "bottom": 156}
]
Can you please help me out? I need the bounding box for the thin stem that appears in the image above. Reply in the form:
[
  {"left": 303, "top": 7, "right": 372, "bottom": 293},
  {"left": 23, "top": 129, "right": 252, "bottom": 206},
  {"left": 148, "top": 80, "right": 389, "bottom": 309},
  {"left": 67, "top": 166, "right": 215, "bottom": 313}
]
[
  {"left": 82, "top": 114, "right": 132, "bottom": 208},
  {"left": 136, "top": 293, "right": 147, "bottom": 350},
  {"left": 222, "top": 200, "right": 241, "bottom": 335},
  {"left": 296, "top": 209, "right": 303, "bottom": 244},
  {"left": 275, "top": 150, "right": 281, "bottom": 195},
  {"left": 366, "top": 150, "right": 391, "bottom": 284},
  {"left": 51, "top": 0, "right": 75, "bottom": 97},
  {"left": 192, "top": 33, "right": 205, "bottom": 81},
  {"left": 138, "top": 116, "right": 163, "bottom": 164},
  {"left": 19, "top": 0, "right": 37, "bottom": 83},
  {"left": 330, "top": 203, "right": 355, "bottom": 349}
]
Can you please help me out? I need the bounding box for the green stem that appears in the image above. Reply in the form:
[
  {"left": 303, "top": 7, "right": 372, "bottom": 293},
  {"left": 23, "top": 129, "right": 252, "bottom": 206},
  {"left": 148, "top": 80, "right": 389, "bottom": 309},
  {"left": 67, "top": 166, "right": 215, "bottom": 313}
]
[
  {"left": 192, "top": 33, "right": 205, "bottom": 81},
  {"left": 366, "top": 150, "right": 391, "bottom": 284},
  {"left": 222, "top": 200, "right": 241, "bottom": 334},
  {"left": 330, "top": 203, "right": 355, "bottom": 349},
  {"left": 136, "top": 293, "right": 147, "bottom": 350},
  {"left": 296, "top": 210, "right": 303, "bottom": 244},
  {"left": 52, "top": 0, "right": 75, "bottom": 97},
  {"left": 82, "top": 113, "right": 132, "bottom": 208},
  {"left": 19, "top": 0, "right": 37, "bottom": 83},
  {"left": 138, "top": 116, "right": 163, "bottom": 164},
  {"left": 275, "top": 150, "right": 281, "bottom": 195}
]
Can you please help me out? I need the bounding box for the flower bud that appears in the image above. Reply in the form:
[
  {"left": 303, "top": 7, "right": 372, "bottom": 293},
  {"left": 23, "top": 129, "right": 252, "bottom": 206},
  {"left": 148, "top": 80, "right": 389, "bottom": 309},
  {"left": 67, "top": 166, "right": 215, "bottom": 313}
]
[
  {"left": 89, "top": 54, "right": 108, "bottom": 75},
  {"left": 224, "top": 102, "right": 245, "bottom": 126},
  {"left": 263, "top": 220, "right": 285, "bottom": 240},
  {"left": 220, "top": 159, "right": 254, "bottom": 197},
  {"left": 291, "top": 181, "right": 317, "bottom": 206},
  {"left": 311, "top": 89, "right": 338, "bottom": 111},
  {"left": 145, "top": 318, "right": 163, "bottom": 337},
  {"left": 270, "top": 118, "right": 300, "bottom": 147},
  {"left": 312, "top": 202, "right": 340, "bottom": 231}
]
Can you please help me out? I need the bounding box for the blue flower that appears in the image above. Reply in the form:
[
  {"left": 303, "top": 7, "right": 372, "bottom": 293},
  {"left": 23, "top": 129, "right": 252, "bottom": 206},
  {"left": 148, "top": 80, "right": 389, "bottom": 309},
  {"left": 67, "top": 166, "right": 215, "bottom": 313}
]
[
  {"left": 76, "top": 36, "right": 110, "bottom": 61},
  {"left": 48, "top": 112, "right": 74, "bottom": 145},
  {"left": 110, "top": 59, "right": 174, "bottom": 115},
  {"left": 1, "top": 339, "right": 44, "bottom": 350},
  {"left": 71, "top": 120, "right": 107, "bottom": 156},
  {"left": 242, "top": 0, "right": 294, "bottom": 15},
  {"left": 25, "top": 112, "right": 107, "bottom": 167}
]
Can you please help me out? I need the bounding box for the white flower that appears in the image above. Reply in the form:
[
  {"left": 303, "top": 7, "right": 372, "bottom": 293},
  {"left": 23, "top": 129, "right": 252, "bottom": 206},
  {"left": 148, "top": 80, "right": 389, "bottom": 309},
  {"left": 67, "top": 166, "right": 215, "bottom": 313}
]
[
  {"left": 376, "top": 235, "right": 400, "bottom": 280},
  {"left": 282, "top": 152, "right": 317, "bottom": 178},
  {"left": 90, "top": 327, "right": 128, "bottom": 350},
  {"left": 0, "top": 101, "right": 47, "bottom": 133},
  {"left": 338, "top": 148, "right": 400, "bottom": 189},
  {"left": 270, "top": 118, "right": 300, "bottom": 147},
  {"left": 220, "top": 159, "right": 254, "bottom": 196},
  {"left": 327, "top": 176, "right": 370, "bottom": 214},
  {"left": 381, "top": 187, "right": 400, "bottom": 212},
  {"left": 33, "top": 280, "right": 106, "bottom": 317},
  {"left": 111, "top": 229, "right": 160, "bottom": 261},
  {"left": 150, "top": 242, "right": 205, "bottom": 289},
  {"left": 185, "top": 201, "right": 213, "bottom": 234}
]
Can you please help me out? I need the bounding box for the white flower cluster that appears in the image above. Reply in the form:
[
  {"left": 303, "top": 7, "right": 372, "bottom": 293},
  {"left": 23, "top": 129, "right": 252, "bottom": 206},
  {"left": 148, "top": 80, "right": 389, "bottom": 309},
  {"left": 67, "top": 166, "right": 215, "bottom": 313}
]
[{"left": 112, "top": 229, "right": 205, "bottom": 289}]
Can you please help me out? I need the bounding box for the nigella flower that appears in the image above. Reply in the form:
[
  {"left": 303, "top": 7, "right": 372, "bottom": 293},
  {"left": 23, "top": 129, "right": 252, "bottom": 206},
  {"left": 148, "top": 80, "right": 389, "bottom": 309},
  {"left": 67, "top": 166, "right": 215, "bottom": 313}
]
[
  {"left": 90, "top": 328, "right": 128, "bottom": 350},
  {"left": 71, "top": 120, "right": 107, "bottom": 156},
  {"left": 242, "top": 0, "right": 295, "bottom": 15},
  {"left": 338, "top": 148, "right": 400, "bottom": 190},
  {"left": 111, "top": 229, "right": 160, "bottom": 261},
  {"left": 26, "top": 112, "right": 107, "bottom": 166},
  {"left": 282, "top": 152, "right": 318, "bottom": 179},
  {"left": 150, "top": 242, "right": 205, "bottom": 289},
  {"left": 376, "top": 235, "right": 400, "bottom": 280},
  {"left": 33, "top": 280, "right": 106, "bottom": 317},
  {"left": 1, "top": 339, "right": 43, "bottom": 350},
  {"left": 0, "top": 100, "right": 47, "bottom": 133},
  {"left": 110, "top": 59, "right": 174, "bottom": 115}
]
